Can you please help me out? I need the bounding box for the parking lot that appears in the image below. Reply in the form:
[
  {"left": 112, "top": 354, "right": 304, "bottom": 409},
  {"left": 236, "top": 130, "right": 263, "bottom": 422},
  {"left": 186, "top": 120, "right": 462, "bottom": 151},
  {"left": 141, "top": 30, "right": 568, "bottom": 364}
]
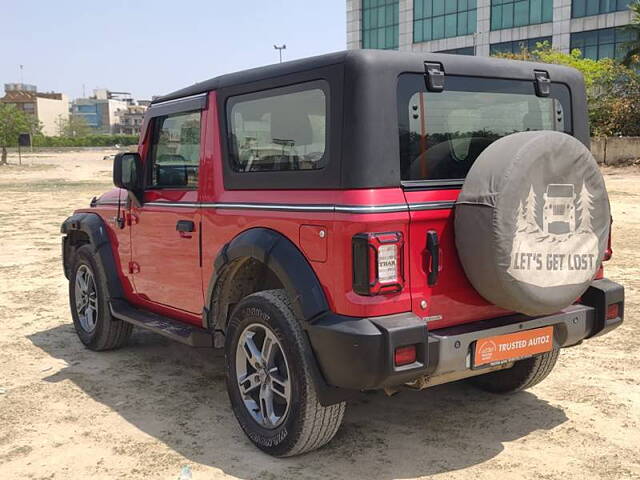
[{"left": 0, "top": 150, "right": 638, "bottom": 479}]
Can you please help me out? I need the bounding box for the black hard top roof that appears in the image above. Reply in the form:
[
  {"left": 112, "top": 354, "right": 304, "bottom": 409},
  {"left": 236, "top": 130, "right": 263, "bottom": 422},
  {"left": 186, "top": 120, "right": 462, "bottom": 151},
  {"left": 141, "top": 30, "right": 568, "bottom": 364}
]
[{"left": 151, "top": 49, "right": 583, "bottom": 104}]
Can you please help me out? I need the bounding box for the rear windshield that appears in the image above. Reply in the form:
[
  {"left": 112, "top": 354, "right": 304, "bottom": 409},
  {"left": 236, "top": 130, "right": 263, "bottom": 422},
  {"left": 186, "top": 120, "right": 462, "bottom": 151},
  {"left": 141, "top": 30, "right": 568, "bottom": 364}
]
[{"left": 397, "top": 74, "right": 572, "bottom": 182}]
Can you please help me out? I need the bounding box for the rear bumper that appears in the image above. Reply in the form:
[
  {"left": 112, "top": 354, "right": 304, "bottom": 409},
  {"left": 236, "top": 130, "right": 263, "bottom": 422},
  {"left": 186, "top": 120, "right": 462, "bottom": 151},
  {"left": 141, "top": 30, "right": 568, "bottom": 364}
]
[{"left": 306, "top": 279, "right": 624, "bottom": 391}]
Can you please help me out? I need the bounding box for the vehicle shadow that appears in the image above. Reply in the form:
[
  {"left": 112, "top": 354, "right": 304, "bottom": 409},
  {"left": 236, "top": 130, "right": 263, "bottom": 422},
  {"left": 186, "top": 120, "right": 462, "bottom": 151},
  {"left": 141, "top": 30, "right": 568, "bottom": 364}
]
[{"left": 28, "top": 324, "right": 568, "bottom": 479}]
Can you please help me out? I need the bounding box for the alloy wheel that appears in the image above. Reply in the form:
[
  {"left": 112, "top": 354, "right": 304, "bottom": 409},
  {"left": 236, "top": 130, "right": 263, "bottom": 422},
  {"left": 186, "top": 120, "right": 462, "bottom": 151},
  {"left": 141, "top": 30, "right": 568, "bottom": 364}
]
[
  {"left": 74, "top": 264, "right": 98, "bottom": 332},
  {"left": 235, "top": 323, "right": 291, "bottom": 429}
]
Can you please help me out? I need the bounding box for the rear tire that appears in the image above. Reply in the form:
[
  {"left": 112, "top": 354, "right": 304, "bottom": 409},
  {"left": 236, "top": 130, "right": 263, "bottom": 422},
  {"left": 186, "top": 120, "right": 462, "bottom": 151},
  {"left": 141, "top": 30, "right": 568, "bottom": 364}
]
[
  {"left": 225, "top": 289, "right": 345, "bottom": 457},
  {"left": 69, "top": 244, "right": 132, "bottom": 351},
  {"left": 469, "top": 349, "right": 560, "bottom": 394}
]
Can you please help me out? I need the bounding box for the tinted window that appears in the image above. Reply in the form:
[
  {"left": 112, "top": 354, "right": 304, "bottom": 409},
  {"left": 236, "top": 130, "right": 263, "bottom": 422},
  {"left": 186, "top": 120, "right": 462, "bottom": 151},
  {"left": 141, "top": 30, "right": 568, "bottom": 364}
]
[
  {"left": 570, "top": 27, "right": 638, "bottom": 61},
  {"left": 398, "top": 74, "right": 572, "bottom": 182},
  {"left": 490, "top": 36, "right": 552, "bottom": 55},
  {"left": 362, "top": 0, "right": 399, "bottom": 49},
  {"left": 414, "top": 0, "right": 476, "bottom": 42},
  {"left": 228, "top": 86, "right": 327, "bottom": 172},
  {"left": 572, "top": 0, "right": 631, "bottom": 18},
  {"left": 149, "top": 111, "right": 201, "bottom": 188},
  {"left": 490, "top": 0, "right": 552, "bottom": 31}
]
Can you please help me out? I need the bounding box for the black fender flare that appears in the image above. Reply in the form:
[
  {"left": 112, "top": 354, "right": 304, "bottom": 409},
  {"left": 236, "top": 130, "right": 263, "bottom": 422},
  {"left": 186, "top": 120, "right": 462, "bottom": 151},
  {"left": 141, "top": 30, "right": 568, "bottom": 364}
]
[
  {"left": 206, "top": 228, "right": 354, "bottom": 405},
  {"left": 206, "top": 227, "right": 329, "bottom": 325},
  {"left": 61, "top": 213, "right": 124, "bottom": 299}
]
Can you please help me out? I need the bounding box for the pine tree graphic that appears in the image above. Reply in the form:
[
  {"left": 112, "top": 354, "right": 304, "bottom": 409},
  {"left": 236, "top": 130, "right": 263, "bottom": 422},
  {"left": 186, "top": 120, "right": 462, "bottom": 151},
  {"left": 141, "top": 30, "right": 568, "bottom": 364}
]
[
  {"left": 515, "top": 200, "right": 527, "bottom": 232},
  {"left": 578, "top": 183, "right": 594, "bottom": 233},
  {"left": 524, "top": 185, "right": 539, "bottom": 233}
]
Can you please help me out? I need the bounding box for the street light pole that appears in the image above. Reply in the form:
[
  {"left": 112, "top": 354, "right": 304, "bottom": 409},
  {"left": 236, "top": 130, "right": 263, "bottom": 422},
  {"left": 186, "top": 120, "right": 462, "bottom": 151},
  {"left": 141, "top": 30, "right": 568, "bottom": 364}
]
[{"left": 274, "top": 44, "right": 286, "bottom": 63}]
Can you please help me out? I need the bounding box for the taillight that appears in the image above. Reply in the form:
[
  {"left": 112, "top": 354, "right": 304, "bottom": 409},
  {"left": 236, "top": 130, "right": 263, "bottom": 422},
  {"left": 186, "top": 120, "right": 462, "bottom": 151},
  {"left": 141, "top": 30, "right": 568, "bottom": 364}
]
[
  {"left": 352, "top": 231, "right": 404, "bottom": 296},
  {"left": 603, "top": 217, "right": 613, "bottom": 261},
  {"left": 394, "top": 345, "right": 417, "bottom": 366},
  {"left": 606, "top": 303, "right": 620, "bottom": 320}
]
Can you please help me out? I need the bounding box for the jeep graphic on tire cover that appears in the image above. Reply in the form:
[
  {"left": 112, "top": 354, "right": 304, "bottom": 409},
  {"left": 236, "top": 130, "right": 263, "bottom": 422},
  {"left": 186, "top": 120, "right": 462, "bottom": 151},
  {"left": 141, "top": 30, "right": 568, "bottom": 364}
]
[{"left": 455, "top": 131, "right": 610, "bottom": 316}]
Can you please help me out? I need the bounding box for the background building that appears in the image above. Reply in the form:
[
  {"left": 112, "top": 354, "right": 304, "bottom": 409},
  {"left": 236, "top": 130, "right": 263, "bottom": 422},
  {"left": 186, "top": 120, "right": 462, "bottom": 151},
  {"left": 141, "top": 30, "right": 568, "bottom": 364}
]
[
  {"left": 113, "top": 103, "right": 148, "bottom": 135},
  {"left": 347, "top": 0, "right": 637, "bottom": 60},
  {"left": 1, "top": 83, "right": 69, "bottom": 136},
  {"left": 71, "top": 89, "right": 134, "bottom": 134}
]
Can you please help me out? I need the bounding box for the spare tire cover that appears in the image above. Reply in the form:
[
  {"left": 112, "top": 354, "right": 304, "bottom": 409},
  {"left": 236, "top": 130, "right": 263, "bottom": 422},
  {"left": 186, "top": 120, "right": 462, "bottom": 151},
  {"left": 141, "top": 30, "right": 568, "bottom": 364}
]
[{"left": 455, "top": 131, "right": 610, "bottom": 316}]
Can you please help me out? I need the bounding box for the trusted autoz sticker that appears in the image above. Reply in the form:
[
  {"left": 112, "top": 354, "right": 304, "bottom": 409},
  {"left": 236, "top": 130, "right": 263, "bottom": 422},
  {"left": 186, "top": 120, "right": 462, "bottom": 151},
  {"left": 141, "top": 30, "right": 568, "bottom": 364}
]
[{"left": 507, "top": 183, "right": 599, "bottom": 288}]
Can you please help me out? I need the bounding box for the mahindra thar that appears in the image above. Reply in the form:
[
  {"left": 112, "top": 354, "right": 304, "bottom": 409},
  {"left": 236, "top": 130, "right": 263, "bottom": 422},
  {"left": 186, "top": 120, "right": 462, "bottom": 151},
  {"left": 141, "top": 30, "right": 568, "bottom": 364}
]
[{"left": 61, "top": 50, "right": 624, "bottom": 457}]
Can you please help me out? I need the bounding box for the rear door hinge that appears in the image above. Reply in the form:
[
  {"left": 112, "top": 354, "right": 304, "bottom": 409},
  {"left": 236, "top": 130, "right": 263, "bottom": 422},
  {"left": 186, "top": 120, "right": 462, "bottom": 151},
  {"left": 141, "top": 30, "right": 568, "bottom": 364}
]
[
  {"left": 424, "top": 62, "right": 445, "bottom": 92},
  {"left": 534, "top": 70, "right": 551, "bottom": 97},
  {"left": 128, "top": 261, "right": 140, "bottom": 274}
]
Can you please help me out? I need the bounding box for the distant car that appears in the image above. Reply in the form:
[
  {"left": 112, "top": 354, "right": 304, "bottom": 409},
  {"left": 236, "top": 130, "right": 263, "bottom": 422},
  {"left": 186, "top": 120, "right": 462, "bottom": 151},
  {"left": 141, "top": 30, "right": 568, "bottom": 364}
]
[
  {"left": 61, "top": 50, "right": 624, "bottom": 457},
  {"left": 543, "top": 184, "right": 576, "bottom": 234}
]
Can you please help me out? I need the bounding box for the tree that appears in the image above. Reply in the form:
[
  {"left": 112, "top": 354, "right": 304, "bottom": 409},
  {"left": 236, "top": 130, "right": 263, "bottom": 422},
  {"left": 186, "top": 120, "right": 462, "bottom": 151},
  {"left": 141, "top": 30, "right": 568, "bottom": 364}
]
[
  {"left": 494, "top": 44, "right": 640, "bottom": 137},
  {"left": 524, "top": 186, "right": 539, "bottom": 233},
  {"left": 56, "top": 115, "right": 93, "bottom": 137},
  {"left": 577, "top": 184, "right": 594, "bottom": 233},
  {"left": 0, "top": 104, "right": 41, "bottom": 166},
  {"left": 622, "top": 1, "right": 640, "bottom": 67},
  {"left": 516, "top": 200, "right": 527, "bottom": 233}
]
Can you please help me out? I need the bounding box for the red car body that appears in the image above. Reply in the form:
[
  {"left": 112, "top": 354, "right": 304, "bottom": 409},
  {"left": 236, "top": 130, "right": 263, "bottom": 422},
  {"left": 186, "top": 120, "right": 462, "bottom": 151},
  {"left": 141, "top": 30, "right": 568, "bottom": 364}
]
[
  {"left": 77, "top": 89, "right": 511, "bottom": 330},
  {"left": 62, "top": 50, "right": 622, "bottom": 403}
]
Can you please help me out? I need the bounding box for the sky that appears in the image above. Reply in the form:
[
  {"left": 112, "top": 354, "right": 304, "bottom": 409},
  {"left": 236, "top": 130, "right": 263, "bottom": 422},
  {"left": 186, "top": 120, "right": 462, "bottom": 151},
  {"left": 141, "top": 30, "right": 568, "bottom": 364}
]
[{"left": 0, "top": 0, "right": 346, "bottom": 101}]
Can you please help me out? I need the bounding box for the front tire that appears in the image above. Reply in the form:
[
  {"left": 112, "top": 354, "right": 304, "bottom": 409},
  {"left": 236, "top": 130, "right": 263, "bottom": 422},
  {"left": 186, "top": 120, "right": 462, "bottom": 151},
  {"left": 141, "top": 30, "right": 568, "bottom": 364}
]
[
  {"left": 225, "top": 289, "right": 345, "bottom": 457},
  {"left": 469, "top": 349, "right": 560, "bottom": 394},
  {"left": 69, "top": 244, "right": 132, "bottom": 351}
]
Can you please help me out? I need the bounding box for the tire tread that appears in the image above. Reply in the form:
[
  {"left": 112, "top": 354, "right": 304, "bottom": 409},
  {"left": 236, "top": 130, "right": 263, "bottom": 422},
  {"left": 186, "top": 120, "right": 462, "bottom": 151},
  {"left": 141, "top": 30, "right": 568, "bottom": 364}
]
[
  {"left": 71, "top": 245, "right": 132, "bottom": 351},
  {"left": 228, "top": 289, "right": 345, "bottom": 457}
]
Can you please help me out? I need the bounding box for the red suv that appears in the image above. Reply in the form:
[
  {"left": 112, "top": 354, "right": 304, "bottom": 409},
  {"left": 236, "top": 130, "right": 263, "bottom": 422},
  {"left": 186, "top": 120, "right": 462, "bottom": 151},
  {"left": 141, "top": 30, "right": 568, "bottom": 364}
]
[{"left": 61, "top": 50, "right": 624, "bottom": 457}]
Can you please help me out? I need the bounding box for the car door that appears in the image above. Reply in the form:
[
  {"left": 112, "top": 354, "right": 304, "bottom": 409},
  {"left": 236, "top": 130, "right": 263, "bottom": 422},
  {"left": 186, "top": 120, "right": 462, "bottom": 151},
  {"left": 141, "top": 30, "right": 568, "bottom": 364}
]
[
  {"left": 130, "top": 110, "right": 204, "bottom": 315},
  {"left": 397, "top": 72, "right": 572, "bottom": 329}
]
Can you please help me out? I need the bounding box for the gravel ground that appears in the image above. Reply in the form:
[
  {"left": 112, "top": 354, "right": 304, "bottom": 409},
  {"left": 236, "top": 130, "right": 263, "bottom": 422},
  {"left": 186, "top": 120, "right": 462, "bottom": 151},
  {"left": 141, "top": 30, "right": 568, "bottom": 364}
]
[{"left": 0, "top": 151, "right": 638, "bottom": 480}]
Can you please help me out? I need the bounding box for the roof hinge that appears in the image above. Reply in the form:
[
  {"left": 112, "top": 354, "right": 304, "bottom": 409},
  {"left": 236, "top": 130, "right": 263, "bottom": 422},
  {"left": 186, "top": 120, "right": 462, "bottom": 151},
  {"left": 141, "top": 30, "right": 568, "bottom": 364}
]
[
  {"left": 534, "top": 70, "right": 551, "bottom": 97},
  {"left": 424, "top": 62, "right": 445, "bottom": 92}
]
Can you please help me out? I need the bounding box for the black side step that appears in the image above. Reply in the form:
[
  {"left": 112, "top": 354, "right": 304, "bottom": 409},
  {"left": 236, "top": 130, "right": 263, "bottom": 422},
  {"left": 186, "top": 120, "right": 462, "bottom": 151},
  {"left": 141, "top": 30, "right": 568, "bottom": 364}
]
[{"left": 109, "top": 299, "right": 213, "bottom": 347}]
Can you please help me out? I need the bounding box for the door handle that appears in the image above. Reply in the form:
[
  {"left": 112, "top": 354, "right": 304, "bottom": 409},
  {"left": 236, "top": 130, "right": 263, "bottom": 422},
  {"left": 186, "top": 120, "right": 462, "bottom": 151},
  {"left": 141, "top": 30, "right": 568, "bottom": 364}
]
[
  {"left": 426, "top": 230, "right": 440, "bottom": 286},
  {"left": 176, "top": 220, "right": 195, "bottom": 233}
]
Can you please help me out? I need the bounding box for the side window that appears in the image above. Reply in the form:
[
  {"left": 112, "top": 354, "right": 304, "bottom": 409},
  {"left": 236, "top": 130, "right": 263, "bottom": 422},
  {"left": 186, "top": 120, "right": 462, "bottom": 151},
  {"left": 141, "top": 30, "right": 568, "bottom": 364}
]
[
  {"left": 228, "top": 86, "right": 327, "bottom": 172},
  {"left": 149, "top": 111, "right": 201, "bottom": 188}
]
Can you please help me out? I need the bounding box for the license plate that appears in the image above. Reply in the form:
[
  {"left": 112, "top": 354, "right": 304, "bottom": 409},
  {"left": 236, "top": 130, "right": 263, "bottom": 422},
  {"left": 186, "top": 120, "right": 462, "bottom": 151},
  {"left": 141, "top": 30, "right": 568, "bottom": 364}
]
[{"left": 473, "top": 326, "right": 554, "bottom": 367}]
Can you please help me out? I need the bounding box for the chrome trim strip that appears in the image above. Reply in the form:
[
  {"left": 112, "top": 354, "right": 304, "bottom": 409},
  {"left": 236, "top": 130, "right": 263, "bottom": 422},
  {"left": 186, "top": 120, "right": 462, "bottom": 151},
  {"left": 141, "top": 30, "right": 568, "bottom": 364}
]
[
  {"left": 206, "top": 202, "right": 336, "bottom": 212},
  {"left": 409, "top": 201, "right": 456, "bottom": 211},
  {"left": 142, "top": 200, "right": 454, "bottom": 213},
  {"left": 146, "top": 202, "right": 200, "bottom": 208},
  {"left": 334, "top": 204, "right": 408, "bottom": 213}
]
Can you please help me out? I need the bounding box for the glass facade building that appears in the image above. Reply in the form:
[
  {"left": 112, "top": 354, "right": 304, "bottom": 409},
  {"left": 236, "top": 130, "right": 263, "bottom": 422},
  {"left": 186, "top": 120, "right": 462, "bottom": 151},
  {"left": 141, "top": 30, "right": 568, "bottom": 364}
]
[
  {"left": 490, "top": 36, "right": 553, "bottom": 54},
  {"left": 362, "top": 0, "right": 400, "bottom": 49},
  {"left": 572, "top": 0, "right": 632, "bottom": 18},
  {"left": 349, "top": 0, "right": 636, "bottom": 62},
  {"left": 413, "top": 0, "right": 477, "bottom": 43},
  {"left": 72, "top": 104, "right": 101, "bottom": 128},
  {"left": 491, "top": 0, "right": 554, "bottom": 30},
  {"left": 570, "top": 27, "right": 638, "bottom": 60}
]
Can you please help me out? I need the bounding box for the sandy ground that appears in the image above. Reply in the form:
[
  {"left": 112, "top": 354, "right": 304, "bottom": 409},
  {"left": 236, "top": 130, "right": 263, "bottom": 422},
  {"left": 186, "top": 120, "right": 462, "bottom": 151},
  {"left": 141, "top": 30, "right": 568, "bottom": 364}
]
[{"left": 0, "top": 150, "right": 638, "bottom": 480}]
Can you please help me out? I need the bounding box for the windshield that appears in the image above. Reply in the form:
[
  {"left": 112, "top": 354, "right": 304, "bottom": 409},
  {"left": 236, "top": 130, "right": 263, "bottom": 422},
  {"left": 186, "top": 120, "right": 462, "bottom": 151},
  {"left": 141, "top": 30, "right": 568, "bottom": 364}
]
[{"left": 398, "top": 74, "right": 572, "bottom": 182}]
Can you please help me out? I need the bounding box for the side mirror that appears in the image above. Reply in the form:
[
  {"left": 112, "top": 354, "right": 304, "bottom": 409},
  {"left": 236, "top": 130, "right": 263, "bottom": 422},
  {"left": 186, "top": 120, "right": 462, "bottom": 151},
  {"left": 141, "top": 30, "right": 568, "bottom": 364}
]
[{"left": 113, "top": 152, "right": 142, "bottom": 191}]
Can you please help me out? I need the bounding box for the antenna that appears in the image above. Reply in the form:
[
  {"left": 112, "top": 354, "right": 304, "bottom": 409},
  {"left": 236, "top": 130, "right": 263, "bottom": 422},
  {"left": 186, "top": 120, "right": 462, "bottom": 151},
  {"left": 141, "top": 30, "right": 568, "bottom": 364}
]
[
  {"left": 19, "top": 64, "right": 24, "bottom": 84},
  {"left": 273, "top": 44, "right": 287, "bottom": 63}
]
